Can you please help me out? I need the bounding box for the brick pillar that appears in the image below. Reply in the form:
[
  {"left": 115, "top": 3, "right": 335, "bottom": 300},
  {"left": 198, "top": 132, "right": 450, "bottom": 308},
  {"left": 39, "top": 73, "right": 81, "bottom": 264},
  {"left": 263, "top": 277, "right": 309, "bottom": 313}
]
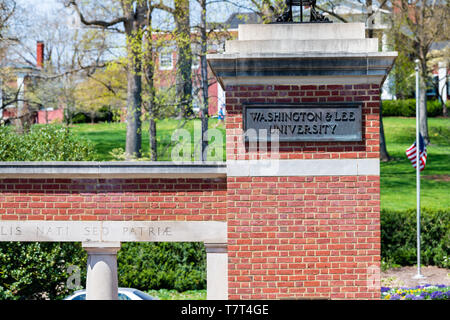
[
  {"left": 225, "top": 84, "right": 382, "bottom": 300},
  {"left": 208, "top": 23, "right": 396, "bottom": 300}
]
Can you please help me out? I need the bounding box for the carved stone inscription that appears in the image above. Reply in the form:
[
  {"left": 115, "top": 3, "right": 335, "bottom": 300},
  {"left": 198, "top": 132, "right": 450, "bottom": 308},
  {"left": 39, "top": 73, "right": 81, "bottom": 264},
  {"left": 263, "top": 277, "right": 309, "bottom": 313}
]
[
  {"left": 0, "top": 221, "right": 227, "bottom": 243},
  {"left": 243, "top": 103, "right": 362, "bottom": 142}
]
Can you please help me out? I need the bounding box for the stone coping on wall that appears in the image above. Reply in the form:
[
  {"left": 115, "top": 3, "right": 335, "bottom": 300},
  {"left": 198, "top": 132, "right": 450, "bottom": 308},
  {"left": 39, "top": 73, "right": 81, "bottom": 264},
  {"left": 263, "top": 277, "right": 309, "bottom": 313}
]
[
  {"left": 0, "top": 161, "right": 227, "bottom": 179},
  {"left": 0, "top": 159, "right": 381, "bottom": 178}
]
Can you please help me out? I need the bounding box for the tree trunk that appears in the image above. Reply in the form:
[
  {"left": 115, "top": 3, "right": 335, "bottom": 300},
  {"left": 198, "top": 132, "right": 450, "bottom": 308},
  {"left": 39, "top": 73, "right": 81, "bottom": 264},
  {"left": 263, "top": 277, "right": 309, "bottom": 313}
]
[
  {"left": 200, "top": 0, "right": 208, "bottom": 161},
  {"left": 419, "top": 66, "right": 429, "bottom": 144},
  {"left": 123, "top": 4, "right": 145, "bottom": 159},
  {"left": 143, "top": 6, "right": 157, "bottom": 161},
  {"left": 366, "top": 0, "right": 374, "bottom": 38},
  {"left": 149, "top": 117, "right": 157, "bottom": 161},
  {"left": 124, "top": 23, "right": 143, "bottom": 159},
  {"left": 125, "top": 63, "right": 142, "bottom": 159},
  {"left": 146, "top": 51, "right": 157, "bottom": 161},
  {"left": 174, "top": 0, "right": 193, "bottom": 118},
  {"left": 380, "top": 102, "right": 390, "bottom": 161}
]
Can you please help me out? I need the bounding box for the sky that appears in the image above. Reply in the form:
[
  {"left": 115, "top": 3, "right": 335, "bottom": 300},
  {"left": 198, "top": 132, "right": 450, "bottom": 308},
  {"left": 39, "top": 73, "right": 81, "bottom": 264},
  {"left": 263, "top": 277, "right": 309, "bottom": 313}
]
[
  {"left": 16, "top": 0, "right": 246, "bottom": 25},
  {"left": 17, "top": 0, "right": 63, "bottom": 14},
  {"left": 9, "top": 0, "right": 248, "bottom": 69}
]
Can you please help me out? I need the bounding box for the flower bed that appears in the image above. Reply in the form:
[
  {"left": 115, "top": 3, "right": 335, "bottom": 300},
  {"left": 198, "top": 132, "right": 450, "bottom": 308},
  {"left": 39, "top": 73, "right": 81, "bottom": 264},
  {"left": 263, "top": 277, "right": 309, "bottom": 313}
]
[{"left": 381, "top": 284, "right": 450, "bottom": 300}]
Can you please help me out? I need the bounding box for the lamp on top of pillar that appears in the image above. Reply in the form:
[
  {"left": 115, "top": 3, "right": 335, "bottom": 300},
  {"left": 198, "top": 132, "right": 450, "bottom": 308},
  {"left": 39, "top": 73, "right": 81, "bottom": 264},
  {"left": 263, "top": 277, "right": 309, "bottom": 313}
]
[{"left": 274, "top": 0, "right": 331, "bottom": 23}]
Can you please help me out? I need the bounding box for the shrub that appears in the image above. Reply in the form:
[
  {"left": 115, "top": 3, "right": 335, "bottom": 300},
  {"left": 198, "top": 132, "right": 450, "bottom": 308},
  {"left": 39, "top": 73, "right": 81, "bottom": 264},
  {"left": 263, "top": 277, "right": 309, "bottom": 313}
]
[
  {"left": 71, "top": 113, "right": 88, "bottom": 124},
  {"left": 117, "top": 242, "right": 206, "bottom": 292},
  {"left": 382, "top": 99, "right": 447, "bottom": 117},
  {"left": 381, "top": 209, "right": 450, "bottom": 268},
  {"left": 0, "top": 242, "right": 87, "bottom": 300},
  {"left": 0, "top": 125, "right": 96, "bottom": 161}
]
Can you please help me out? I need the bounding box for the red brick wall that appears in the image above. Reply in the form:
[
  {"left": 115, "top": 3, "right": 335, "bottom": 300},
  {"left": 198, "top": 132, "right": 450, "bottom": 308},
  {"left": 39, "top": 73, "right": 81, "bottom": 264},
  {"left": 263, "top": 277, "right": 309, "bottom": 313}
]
[
  {"left": 37, "top": 109, "right": 64, "bottom": 124},
  {"left": 225, "top": 84, "right": 381, "bottom": 160},
  {"left": 227, "top": 175, "right": 380, "bottom": 300},
  {"left": 0, "top": 178, "right": 227, "bottom": 222}
]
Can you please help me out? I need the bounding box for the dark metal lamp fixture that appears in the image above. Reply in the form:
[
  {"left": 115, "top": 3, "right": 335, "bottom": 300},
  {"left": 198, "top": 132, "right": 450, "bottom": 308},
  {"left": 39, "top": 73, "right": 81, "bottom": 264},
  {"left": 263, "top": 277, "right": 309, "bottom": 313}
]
[{"left": 275, "top": 0, "right": 331, "bottom": 23}]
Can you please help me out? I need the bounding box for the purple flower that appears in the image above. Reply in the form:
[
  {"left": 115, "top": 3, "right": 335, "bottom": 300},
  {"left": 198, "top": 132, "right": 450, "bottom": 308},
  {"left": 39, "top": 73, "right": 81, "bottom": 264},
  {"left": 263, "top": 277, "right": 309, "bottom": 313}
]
[
  {"left": 430, "top": 291, "right": 444, "bottom": 300},
  {"left": 436, "top": 284, "right": 446, "bottom": 288},
  {"left": 404, "top": 294, "right": 415, "bottom": 300},
  {"left": 390, "top": 294, "right": 401, "bottom": 300},
  {"left": 381, "top": 287, "right": 390, "bottom": 293},
  {"left": 412, "top": 296, "right": 424, "bottom": 300}
]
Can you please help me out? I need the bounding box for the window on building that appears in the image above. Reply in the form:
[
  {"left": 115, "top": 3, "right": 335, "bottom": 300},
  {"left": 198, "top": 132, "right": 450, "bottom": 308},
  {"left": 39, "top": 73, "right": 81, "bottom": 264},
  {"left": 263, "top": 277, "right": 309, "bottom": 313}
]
[{"left": 159, "top": 51, "right": 173, "bottom": 70}]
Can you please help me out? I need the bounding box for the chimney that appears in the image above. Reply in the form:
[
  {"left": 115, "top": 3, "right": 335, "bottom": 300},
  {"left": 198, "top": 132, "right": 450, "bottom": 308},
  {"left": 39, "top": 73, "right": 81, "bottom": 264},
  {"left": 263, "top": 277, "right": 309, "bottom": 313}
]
[{"left": 36, "top": 41, "right": 44, "bottom": 69}]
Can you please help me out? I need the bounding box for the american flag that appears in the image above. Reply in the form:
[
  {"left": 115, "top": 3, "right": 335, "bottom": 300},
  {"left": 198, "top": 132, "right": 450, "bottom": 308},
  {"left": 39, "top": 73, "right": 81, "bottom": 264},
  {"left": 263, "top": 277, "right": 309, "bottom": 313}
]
[{"left": 406, "top": 133, "right": 427, "bottom": 171}]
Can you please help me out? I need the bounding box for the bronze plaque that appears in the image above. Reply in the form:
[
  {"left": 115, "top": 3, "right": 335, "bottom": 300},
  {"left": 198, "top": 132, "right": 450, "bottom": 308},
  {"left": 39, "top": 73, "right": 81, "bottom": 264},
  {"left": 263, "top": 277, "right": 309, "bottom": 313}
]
[{"left": 243, "top": 103, "right": 363, "bottom": 142}]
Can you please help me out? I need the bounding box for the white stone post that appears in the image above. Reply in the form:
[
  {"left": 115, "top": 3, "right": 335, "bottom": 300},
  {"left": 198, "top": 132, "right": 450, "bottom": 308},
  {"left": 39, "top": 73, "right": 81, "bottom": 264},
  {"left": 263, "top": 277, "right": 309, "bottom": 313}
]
[
  {"left": 205, "top": 243, "right": 228, "bottom": 300},
  {"left": 82, "top": 242, "right": 121, "bottom": 300},
  {"left": 381, "top": 32, "right": 395, "bottom": 100},
  {"left": 16, "top": 74, "right": 25, "bottom": 115},
  {"left": 438, "top": 61, "right": 447, "bottom": 104}
]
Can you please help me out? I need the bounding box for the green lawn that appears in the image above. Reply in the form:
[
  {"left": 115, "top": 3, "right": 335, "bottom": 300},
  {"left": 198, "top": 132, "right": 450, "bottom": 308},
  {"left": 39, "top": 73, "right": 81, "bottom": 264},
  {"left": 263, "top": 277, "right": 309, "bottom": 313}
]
[
  {"left": 381, "top": 117, "right": 450, "bottom": 211},
  {"left": 71, "top": 118, "right": 226, "bottom": 161},
  {"left": 70, "top": 117, "right": 450, "bottom": 211},
  {"left": 146, "top": 289, "right": 206, "bottom": 300}
]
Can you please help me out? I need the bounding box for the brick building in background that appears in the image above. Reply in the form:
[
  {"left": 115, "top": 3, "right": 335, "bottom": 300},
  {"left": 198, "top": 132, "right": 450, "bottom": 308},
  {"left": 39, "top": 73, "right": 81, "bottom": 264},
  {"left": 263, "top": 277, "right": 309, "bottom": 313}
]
[{"left": 0, "top": 41, "right": 64, "bottom": 125}]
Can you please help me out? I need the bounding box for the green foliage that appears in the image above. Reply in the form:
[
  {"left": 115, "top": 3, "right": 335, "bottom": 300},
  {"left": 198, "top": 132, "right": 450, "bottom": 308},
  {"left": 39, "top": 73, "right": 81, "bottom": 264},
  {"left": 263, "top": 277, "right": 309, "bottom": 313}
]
[
  {"left": 71, "top": 113, "right": 89, "bottom": 124},
  {"left": 117, "top": 242, "right": 206, "bottom": 292},
  {"left": 0, "top": 242, "right": 87, "bottom": 300},
  {"left": 388, "top": 51, "right": 416, "bottom": 99},
  {"left": 146, "top": 289, "right": 206, "bottom": 300},
  {"left": 382, "top": 99, "right": 447, "bottom": 117},
  {"left": 0, "top": 125, "right": 96, "bottom": 161},
  {"left": 381, "top": 209, "right": 450, "bottom": 268}
]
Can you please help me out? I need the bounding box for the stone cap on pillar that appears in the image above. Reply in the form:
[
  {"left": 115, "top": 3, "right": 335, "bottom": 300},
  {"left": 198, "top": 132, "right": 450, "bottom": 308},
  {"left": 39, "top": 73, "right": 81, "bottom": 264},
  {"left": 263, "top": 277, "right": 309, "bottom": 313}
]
[
  {"left": 207, "top": 23, "right": 397, "bottom": 88},
  {"left": 82, "top": 242, "right": 121, "bottom": 254}
]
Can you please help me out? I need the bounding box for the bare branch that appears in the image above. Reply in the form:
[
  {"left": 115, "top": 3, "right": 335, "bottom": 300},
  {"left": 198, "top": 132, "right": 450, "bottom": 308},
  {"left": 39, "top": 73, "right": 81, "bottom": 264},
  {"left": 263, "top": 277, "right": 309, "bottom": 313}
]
[
  {"left": 152, "top": 1, "right": 175, "bottom": 15},
  {"left": 315, "top": 5, "right": 348, "bottom": 23},
  {"left": 66, "top": 0, "right": 126, "bottom": 29}
]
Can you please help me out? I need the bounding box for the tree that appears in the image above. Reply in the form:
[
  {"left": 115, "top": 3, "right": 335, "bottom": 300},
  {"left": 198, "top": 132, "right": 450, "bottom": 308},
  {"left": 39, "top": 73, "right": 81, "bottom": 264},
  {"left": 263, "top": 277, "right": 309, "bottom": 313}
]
[
  {"left": 390, "top": 0, "right": 450, "bottom": 144},
  {"left": 428, "top": 46, "right": 449, "bottom": 117},
  {"left": 154, "top": 0, "right": 194, "bottom": 119},
  {"left": 0, "top": 0, "right": 16, "bottom": 43},
  {"left": 66, "top": 0, "right": 148, "bottom": 159},
  {"left": 142, "top": 3, "right": 157, "bottom": 160},
  {"left": 198, "top": 0, "right": 209, "bottom": 161},
  {"left": 0, "top": 0, "right": 18, "bottom": 123},
  {"left": 1, "top": 4, "right": 110, "bottom": 131},
  {"left": 74, "top": 62, "right": 127, "bottom": 123}
]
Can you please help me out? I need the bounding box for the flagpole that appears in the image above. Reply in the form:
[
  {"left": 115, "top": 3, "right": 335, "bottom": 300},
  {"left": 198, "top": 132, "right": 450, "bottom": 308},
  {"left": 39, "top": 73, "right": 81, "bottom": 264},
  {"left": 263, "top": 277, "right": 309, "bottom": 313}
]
[{"left": 414, "top": 59, "right": 425, "bottom": 280}]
